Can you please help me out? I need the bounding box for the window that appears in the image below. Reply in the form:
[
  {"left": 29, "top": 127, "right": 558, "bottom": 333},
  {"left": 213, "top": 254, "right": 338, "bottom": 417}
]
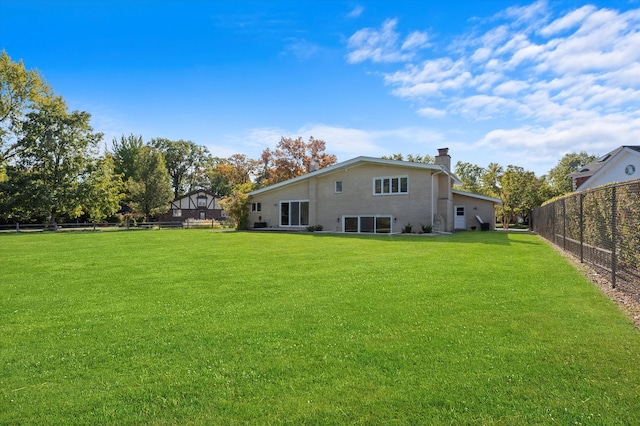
[
  {"left": 335, "top": 180, "right": 342, "bottom": 193},
  {"left": 280, "top": 201, "right": 309, "bottom": 227},
  {"left": 251, "top": 202, "right": 261, "bottom": 212},
  {"left": 172, "top": 209, "right": 182, "bottom": 218},
  {"left": 343, "top": 216, "right": 392, "bottom": 233},
  {"left": 197, "top": 197, "right": 207, "bottom": 207},
  {"left": 373, "top": 176, "right": 408, "bottom": 195}
]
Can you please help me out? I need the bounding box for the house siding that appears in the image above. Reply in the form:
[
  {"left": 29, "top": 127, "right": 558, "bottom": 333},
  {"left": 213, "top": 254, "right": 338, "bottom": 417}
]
[
  {"left": 249, "top": 163, "right": 449, "bottom": 232},
  {"left": 452, "top": 192, "right": 497, "bottom": 231},
  {"left": 158, "top": 191, "right": 224, "bottom": 221}
]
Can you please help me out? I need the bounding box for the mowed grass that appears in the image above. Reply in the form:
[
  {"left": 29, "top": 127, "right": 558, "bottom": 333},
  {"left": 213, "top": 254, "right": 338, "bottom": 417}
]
[{"left": 1, "top": 230, "right": 639, "bottom": 425}]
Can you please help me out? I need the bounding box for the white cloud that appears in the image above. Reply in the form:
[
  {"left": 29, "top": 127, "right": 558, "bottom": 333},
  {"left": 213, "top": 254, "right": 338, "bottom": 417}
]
[
  {"left": 417, "top": 107, "right": 447, "bottom": 118},
  {"left": 346, "top": 18, "right": 429, "bottom": 64},
  {"left": 347, "top": 5, "right": 364, "bottom": 19},
  {"left": 539, "top": 5, "right": 596, "bottom": 36},
  {"left": 346, "top": 0, "right": 640, "bottom": 173},
  {"left": 401, "top": 31, "right": 429, "bottom": 50},
  {"left": 282, "top": 38, "right": 319, "bottom": 61}
]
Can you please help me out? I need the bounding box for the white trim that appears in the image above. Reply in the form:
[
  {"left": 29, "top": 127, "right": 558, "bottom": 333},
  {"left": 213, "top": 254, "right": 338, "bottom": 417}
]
[
  {"left": 372, "top": 175, "right": 409, "bottom": 195},
  {"left": 452, "top": 189, "right": 502, "bottom": 204}
]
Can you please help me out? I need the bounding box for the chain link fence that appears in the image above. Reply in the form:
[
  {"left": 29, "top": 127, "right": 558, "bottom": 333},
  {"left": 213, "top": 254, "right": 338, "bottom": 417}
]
[{"left": 532, "top": 179, "right": 640, "bottom": 302}]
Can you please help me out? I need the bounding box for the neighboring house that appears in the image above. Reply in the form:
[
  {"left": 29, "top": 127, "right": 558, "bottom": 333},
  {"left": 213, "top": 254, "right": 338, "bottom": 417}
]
[
  {"left": 157, "top": 190, "right": 224, "bottom": 221},
  {"left": 569, "top": 146, "right": 640, "bottom": 191},
  {"left": 248, "top": 148, "right": 502, "bottom": 233}
]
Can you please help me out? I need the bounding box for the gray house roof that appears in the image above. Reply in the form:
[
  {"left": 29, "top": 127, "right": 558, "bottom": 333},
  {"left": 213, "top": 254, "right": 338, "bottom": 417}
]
[
  {"left": 249, "top": 156, "right": 463, "bottom": 196},
  {"left": 569, "top": 146, "right": 640, "bottom": 179}
]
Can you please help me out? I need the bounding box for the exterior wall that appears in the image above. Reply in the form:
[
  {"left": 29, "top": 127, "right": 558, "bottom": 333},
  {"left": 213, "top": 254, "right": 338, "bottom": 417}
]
[
  {"left": 452, "top": 193, "right": 497, "bottom": 231},
  {"left": 158, "top": 191, "right": 224, "bottom": 221},
  {"left": 579, "top": 151, "right": 640, "bottom": 190},
  {"left": 249, "top": 163, "right": 453, "bottom": 232}
]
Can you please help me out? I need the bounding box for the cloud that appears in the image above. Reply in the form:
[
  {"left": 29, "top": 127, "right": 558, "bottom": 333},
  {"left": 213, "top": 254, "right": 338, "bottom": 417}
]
[
  {"left": 347, "top": 5, "right": 364, "bottom": 19},
  {"left": 346, "top": 19, "right": 429, "bottom": 64},
  {"left": 281, "top": 38, "right": 319, "bottom": 61},
  {"left": 417, "top": 107, "right": 447, "bottom": 118}
]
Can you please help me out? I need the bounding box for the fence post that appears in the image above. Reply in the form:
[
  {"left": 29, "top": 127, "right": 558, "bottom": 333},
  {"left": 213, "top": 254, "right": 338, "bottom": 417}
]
[
  {"left": 16, "top": 222, "right": 19, "bottom": 233},
  {"left": 579, "top": 193, "right": 584, "bottom": 263},
  {"left": 552, "top": 202, "right": 556, "bottom": 246},
  {"left": 562, "top": 198, "right": 566, "bottom": 250},
  {"left": 611, "top": 186, "right": 617, "bottom": 289}
]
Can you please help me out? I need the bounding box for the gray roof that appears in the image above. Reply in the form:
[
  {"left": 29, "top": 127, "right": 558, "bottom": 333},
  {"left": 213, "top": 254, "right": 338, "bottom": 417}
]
[{"left": 569, "top": 146, "right": 640, "bottom": 178}]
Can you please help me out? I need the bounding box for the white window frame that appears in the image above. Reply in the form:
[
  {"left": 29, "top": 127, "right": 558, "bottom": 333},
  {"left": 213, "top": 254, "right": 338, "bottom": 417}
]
[
  {"left": 279, "top": 200, "right": 310, "bottom": 227},
  {"left": 335, "top": 180, "right": 343, "bottom": 193},
  {"left": 251, "top": 202, "right": 261, "bottom": 212},
  {"left": 172, "top": 209, "right": 182, "bottom": 218},
  {"left": 373, "top": 176, "right": 409, "bottom": 195},
  {"left": 197, "top": 197, "right": 207, "bottom": 207}
]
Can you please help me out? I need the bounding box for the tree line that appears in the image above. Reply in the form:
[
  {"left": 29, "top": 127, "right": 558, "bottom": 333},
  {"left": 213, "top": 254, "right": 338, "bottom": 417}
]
[
  {"left": 383, "top": 151, "right": 596, "bottom": 228},
  {"left": 1, "top": 50, "right": 594, "bottom": 228}
]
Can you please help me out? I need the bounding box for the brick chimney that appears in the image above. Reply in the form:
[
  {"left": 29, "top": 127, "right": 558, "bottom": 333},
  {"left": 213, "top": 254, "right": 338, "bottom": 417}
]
[{"left": 435, "top": 147, "right": 450, "bottom": 171}]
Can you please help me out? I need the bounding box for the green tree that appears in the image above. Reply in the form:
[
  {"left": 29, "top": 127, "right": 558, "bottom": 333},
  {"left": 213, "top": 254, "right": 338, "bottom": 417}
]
[
  {"left": 454, "top": 161, "right": 486, "bottom": 194},
  {"left": 127, "top": 146, "right": 173, "bottom": 221},
  {"left": 498, "top": 165, "right": 541, "bottom": 229},
  {"left": 17, "top": 98, "right": 103, "bottom": 227},
  {"left": 0, "top": 50, "right": 53, "bottom": 164},
  {"left": 481, "top": 162, "right": 503, "bottom": 198},
  {"left": 381, "top": 153, "right": 435, "bottom": 163},
  {"left": 219, "top": 182, "right": 253, "bottom": 230},
  {"left": 82, "top": 154, "right": 123, "bottom": 222},
  {"left": 546, "top": 151, "right": 596, "bottom": 197},
  {"left": 149, "top": 138, "right": 212, "bottom": 197},
  {"left": 111, "top": 134, "right": 143, "bottom": 181}
]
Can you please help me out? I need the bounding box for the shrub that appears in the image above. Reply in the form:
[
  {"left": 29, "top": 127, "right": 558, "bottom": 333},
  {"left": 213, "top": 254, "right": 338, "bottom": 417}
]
[
  {"left": 306, "top": 224, "right": 323, "bottom": 232},
  {"left": 421, "top": 224, "right": 433, "bottom": 233}
]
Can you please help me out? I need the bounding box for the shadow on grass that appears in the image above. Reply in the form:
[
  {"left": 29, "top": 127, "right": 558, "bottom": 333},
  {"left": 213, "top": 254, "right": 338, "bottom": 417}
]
[{"left": 302, "top": 230, "right": 540, "bottom": 246}]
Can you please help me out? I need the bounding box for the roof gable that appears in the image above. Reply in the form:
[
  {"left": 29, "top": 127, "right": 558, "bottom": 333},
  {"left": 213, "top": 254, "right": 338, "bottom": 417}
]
[
  {"left": 249, "top": 156, "right": 458, "bottom": 196},
  {"left": 573, "top": 146, "right": 640, "bottom": 190}
]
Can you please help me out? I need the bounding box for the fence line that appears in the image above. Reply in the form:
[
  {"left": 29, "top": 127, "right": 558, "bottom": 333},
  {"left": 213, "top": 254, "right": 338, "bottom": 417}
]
[
  {"left": 0, "top": 220, "right": 223, "bottom": 233},
  {"left": 532, "top": 179, "right": 640, "bottom": 302}
]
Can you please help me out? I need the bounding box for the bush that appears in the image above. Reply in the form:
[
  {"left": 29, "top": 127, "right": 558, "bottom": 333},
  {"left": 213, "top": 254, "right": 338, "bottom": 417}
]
[
  {"left": 421, "top": 224, "right": 433, "bottom": 233},
  {"left": 306, "top": 224, "right": 323, "bottom": 232}
]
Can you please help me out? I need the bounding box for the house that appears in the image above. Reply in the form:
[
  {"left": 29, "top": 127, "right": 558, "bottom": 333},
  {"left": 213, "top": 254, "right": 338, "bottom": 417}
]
[
  {"left": 158, "top": 190, "right": 224, "bottom": 221},
  {"left": 248, "top": 148, "right": 502, "bottom": 233},
  {"left": 569, "top": 146, "right": 640, "bottom": 191}
]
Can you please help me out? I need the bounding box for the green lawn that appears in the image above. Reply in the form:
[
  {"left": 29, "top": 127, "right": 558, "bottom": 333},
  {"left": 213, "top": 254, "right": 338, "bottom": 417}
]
[{"left": 1, "top": 230, "right": 639, "bottom": 425}]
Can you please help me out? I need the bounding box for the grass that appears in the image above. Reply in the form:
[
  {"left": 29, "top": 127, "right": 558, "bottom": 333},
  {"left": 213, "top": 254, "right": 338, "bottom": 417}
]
[{"left": 1, "top": 230, "right": 639, "bottom": 425}]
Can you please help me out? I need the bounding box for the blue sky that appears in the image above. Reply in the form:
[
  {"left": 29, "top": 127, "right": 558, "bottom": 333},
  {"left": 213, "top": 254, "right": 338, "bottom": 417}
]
[{"left": 2, "top": 0, "right": 639, "bottom": 176}]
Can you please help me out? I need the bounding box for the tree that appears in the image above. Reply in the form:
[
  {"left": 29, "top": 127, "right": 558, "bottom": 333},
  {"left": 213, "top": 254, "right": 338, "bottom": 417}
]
[
  {"left": 498, "top": 165, "right": 541, "bottom": 228},
  {"left": 127, "top": 146, "right": 173, "bottom": 221},
  {"left": 259, "top": 136, "right": 337, "bottom": 185},
  {"left": 111, "top": 134, "right": 143, "bottom": 182},
  {"left": 82, "top": 154, "right": 123, "bottom": 222},
  {"left": 546, "top": 151, "right": 596, "bottom": 198},
  {"left": 0, "top": 50, "right": 53, "bottom": 164},
  {"left": 381, "top": 153, "right": 435, "bottom": 163},
  {"left": 219, "top": 182, "right": 253, "bottom": 230},
  {"left": 16, "top": 98, "right": 103, "bottom": 227},
  {"left": 454, "top": 161, "right": 486, "bottom": 194},
  {"left": 481, "top": 162, "right": 503, "bottom": 198},
  {"left": 149, "top": 138, "right": 212, "bottom": 198}
]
